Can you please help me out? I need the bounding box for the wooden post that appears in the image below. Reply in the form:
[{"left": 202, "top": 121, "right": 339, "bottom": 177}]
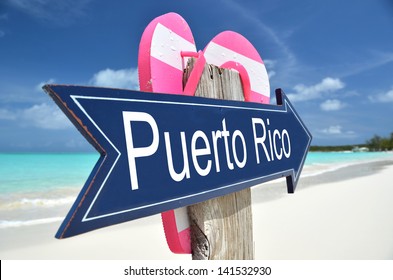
[{"left": 184, "top": 58, "right": 254, "bottom": 260}]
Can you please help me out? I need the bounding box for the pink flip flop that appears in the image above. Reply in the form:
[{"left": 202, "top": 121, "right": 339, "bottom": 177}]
[
  {"left": 204, "top": 31, "right": 270, "bottom": 104},
  {"left": 138, "top": 13, "right": 270, "bottom": 255},
  {"left": 138, "top": 13, "right": 197, "bottom": 254},
  {"left": 138, "top": 12, "right": 197, "bottom": 94}
]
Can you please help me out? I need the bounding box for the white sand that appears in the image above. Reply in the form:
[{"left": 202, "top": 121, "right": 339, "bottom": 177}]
[
  {"left": 254, "top": 164, "right": 393, "bottom": 259},
  {"left": 1, "top": 164, "right": 393, "bottom": 260},
  {"left": 0, "top": 213, "right": 191, "bottom": 260}
]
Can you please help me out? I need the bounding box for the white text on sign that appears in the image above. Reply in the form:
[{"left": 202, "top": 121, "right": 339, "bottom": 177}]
[{"left": 122, "top": 111, "right": 292, "bottom": 190}]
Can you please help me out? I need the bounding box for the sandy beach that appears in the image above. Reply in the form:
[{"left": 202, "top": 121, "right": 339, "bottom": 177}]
[{"left": 1, "top": 158, "right": 393, "bottom": 260}]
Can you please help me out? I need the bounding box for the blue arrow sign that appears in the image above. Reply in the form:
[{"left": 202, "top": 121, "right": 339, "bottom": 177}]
[{"left": 44, "top": 85, "right": 312, "bottom": 238}]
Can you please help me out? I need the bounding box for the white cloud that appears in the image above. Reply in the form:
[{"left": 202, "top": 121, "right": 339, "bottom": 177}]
[
  {"left": 287, "top": 77, "right": 345, "bottom": 102},
  {"left": 1, "top": 69, "right": 138, "bottom": 131},
  {"left": 89, "top": 68, "right": 139, "bottom": 90},
  {"left": 320, "top": 125, "right": 342, "bottom": 135},
  {"left": 35, "top": 78, "right": 56, "bottom": 92},
  {"left": 0, "top": 108, "right": 16, "bottom": 120},
  {"left": 320, "top": 99, "right": 346, "bottom": 111},
  {"left": 0, "top": 102, "right": 71, "bottom": 129},
  {"left": 263, "top": 59, "right": 277, "bottom": 69},
  {"left": 21, "top": 103, "right": 72, "bottom": 130},
  {"left": 263, "top": 60, "right": 276, "bottom": 79},
  {"left": 20, "top": 103, "right": 72, "bottom": 130},
  {"left": 318, "top": 125, "right": 356, "bottom": 138},
  {"left": 369, "top": 88, "right": 393, "bottom": 103},
  {"left": 268, "top": 70, "right": 276, "bottom": 79}
]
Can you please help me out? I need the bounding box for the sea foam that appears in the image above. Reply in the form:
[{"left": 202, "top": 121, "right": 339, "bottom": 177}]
[
  {"left": 0, "top": 217, "right": 64, "bottom": 229},
  {"left": 0, "top": 196, "right": 75, "bottom": 210}
]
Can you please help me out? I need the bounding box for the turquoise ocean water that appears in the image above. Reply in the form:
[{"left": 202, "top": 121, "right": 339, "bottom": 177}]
[{"left": 0, "top": 152, "right": 392, "bottom": 229}]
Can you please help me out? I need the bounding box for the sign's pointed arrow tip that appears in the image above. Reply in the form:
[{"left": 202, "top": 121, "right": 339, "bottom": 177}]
[{"left": 275, "top": 88, "right": 313, "bottom": 193}]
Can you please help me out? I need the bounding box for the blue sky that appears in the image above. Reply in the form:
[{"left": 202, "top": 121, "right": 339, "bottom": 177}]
[{"left": 0, "top": 0, "right": 392, "bottom": 152}]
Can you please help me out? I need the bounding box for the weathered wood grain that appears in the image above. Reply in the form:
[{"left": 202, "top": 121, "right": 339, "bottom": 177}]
[{"left": 184, "top": 58, "right": 254, "bottom": 260}]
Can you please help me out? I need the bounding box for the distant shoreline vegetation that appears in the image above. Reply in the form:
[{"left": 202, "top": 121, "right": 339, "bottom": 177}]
[{"left": 311, "top": 132, "right": 393, "bottom": 152}]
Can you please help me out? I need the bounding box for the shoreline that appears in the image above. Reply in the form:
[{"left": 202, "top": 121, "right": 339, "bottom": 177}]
[
  {"left": 1, "top": 157, "right": 393, "bottom": 259},
  {"left": 1, "top": 158, "right": 392, "bottom": 230},
  {"left": 251, "top": 158, "right": 393, "bottom": 204}
]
